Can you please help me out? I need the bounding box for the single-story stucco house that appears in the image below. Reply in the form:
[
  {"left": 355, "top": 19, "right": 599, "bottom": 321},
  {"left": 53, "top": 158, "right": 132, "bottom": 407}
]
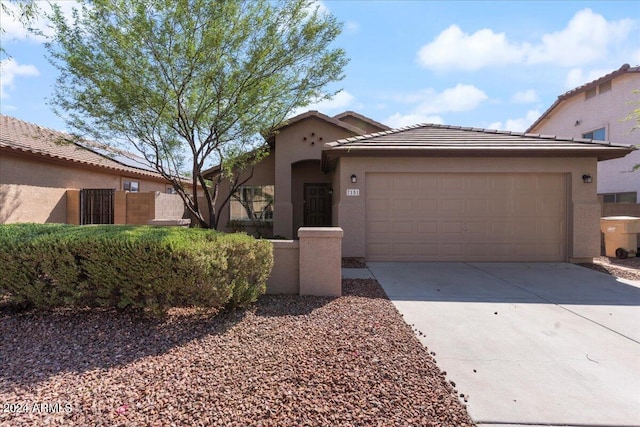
[
  {"left": 0, "top": 115, "right": 181, "bottom": 224},
  {"left": 207, "top": 110, "right": 634, "bottom": 263}
]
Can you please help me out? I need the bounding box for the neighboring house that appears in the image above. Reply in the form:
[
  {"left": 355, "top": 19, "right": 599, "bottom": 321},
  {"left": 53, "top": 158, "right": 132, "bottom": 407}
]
[
  {"left": 527, "top": 63, "right": 640, "bottom": 202},
  {"left": 208, "top": 109, "right": 633, "bottom": 263},
  {"left": 0, "top": 115, "right": 177, "bottom": 224}
]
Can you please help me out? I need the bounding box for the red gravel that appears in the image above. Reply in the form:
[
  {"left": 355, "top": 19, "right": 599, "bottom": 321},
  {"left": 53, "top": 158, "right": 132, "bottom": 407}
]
[
  {"left": 579, "top": 256, "right": 640, "bottom": 281},
  {"left": 0, "top": 279, "right": 474, "bottom": 426}
]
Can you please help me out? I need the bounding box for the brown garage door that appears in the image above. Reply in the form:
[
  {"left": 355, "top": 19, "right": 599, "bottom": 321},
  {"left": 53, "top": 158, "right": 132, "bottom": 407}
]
[{"left": 366, "top": 173, "right": 567, "bottom": 261}]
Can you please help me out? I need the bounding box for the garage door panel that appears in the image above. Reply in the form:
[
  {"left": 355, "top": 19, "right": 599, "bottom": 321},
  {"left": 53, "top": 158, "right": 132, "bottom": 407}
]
[
  {"left": 441, "top": 175, "right": 466, "bottom": 191},
  {"left": 417, "top": 199, "right": 438, "bottom": 213},
  {"left": 441, "top": 221, "right": 464, "bottom": 233},
  {"left": 417, "top": 221, "right": 438, "bottom": 233},
  {"left": 538, "top": 198, "right": 565, "bottom": 215},
  {"left": 417, "top": 175, "right": 438, "bottom": 190},
  {"left": 366, "top": 172, "right": 566, "bottom": 261},
  {"left": 513, "top": 198, "right": 538, "bottom": 215},
  {"left": 441, "top": 199, "right": 464, "bottom": 212},
  {"left": 441, "top": 244, "right": 465, "bottom": 256},
  {"left": 367, "top": 198, "right": 390, "bottom": 213},
  {"left": 392, "top": 198, "right": 414, "bottom": 214},
  {"left": 466, "top": 199, "right": 490, "bottom": 214},
  {"left": 393, "top": 221, "right": 415, "bottom": 233}
]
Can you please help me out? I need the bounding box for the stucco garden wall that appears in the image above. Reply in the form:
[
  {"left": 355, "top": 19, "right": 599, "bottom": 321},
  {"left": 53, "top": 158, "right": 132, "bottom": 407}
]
[{"left": 267, "top": 227, "right": 342, "bottom": 296}]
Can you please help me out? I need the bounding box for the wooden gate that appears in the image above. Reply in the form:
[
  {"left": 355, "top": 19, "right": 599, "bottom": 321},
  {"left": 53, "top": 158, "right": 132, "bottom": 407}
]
[{"left": 80, "top": 189, "right": 114, "bottom": 225}]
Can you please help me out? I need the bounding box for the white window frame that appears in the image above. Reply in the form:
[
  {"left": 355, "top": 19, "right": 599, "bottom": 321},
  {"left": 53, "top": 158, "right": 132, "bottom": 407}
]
[
  {"left": 123, "top": 180, "right": 140, "bottom": 192},
  {"left": 582, "top": 127, "right": 606, "bottom": 141}
]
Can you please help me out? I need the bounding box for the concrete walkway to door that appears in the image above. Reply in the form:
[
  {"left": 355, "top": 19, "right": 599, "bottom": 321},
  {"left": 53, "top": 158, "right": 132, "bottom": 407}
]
[{"left": 357, "top": 262, "right": 640, "bottom": 427}]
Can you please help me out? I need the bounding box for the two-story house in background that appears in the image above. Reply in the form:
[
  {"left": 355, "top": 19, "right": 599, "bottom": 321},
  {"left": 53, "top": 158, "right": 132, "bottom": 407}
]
[{"left": 527, "top": 64, "right": 639, "bottom": 203}]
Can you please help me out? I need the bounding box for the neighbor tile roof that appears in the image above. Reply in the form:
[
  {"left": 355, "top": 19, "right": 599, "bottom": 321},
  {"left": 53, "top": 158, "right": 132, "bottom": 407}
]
[
  {"left": 526, "top": 63, "right": 640, "bottom": 132},
  {"left": 332, "top": 111, "right": 391, "bottom": 132},
  {"left": 0, "top": 115, "right": 164, "bottom": 179},
  {"left": 321, "top": 123, "right": 635, "bottom": 170}
]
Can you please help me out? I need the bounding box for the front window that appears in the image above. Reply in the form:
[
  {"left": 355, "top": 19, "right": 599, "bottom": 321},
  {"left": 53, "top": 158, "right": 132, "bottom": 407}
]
[
  {"left": 582, "top": 127, "right": 606, "bottom": 141},
  {"left": 230, "top": 185, "right": 274, "bottom": 221},
  {"left": 123, "top": 180, "right": 139, "bottom": 192},
  {"left": 602, "top": 192, "right": 637, "bottom": 203}
]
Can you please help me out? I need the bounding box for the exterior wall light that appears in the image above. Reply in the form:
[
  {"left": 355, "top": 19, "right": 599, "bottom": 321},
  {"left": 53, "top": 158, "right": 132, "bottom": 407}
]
[
  {"left": 582, "top": 174, "right": 593, "bottom": 184},
  {"left": 351, "top": 174, "right": 357, "bottom": 183}
]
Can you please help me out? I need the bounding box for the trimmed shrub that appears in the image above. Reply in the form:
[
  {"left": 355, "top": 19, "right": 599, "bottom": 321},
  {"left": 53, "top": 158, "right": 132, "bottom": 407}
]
[{"left": 0, "top": 224, "right": 273, "bottom": 315}]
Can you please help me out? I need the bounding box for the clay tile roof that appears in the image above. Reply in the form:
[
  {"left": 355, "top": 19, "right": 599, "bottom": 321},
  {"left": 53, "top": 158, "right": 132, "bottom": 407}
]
[
  {"left": 526, "top": 63, "right": 640, "bottom": 132},
  {"left": 332, "top": 111, "right": 391, "bottom": 132},
  {"left": 321, "top": 122, "right": 635, "bottom": 171},
  {"left": 0, "top": 114, "right": 164, "bottom": 179}
]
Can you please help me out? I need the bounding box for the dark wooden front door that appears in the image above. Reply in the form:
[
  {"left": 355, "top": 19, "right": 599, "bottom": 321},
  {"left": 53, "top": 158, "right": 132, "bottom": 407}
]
[{"left": 304, "top": 184, "right": 332, "bottom": 226}]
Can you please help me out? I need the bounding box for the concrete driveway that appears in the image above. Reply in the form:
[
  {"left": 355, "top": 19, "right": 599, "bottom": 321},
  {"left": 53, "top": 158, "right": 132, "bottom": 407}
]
[{"left": 359, "top": 262, "right": 640, "bottom": 427}]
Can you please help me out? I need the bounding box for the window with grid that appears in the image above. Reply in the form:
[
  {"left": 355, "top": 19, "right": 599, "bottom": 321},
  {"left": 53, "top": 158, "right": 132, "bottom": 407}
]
[{"left": 230, "top": 185, "right": 274, "bottom": 221}]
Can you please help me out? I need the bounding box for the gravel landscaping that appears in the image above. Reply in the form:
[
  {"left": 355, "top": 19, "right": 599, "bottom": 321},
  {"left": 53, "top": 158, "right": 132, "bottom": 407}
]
[
  {"left": 579, "top": 256, "right": 640, "bottom": 281},
  {"left": 0, "top": 279, "right": 474, "bottom": 427}
]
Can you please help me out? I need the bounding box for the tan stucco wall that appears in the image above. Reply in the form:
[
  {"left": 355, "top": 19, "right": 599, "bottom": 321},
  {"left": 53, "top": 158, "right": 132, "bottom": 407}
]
[
  {"left": 529, "top": 73, "right": 639, "bottom": 194},
  {"left": 334, "top": 156, "right": 600, "bottom": 262},
  {"left": 338, "top": 116, "right": 385, "bottom": 134},
  {"left": 214, "top": 117, "right": 354, "bottom": 236},
  {"left": 273, "top": 117, "right": 355, "bottom": 238},
  {"left": 267, "top": 228, "right": 343, "bottom": 296},
  {"left": 267, "top": 240, "right": 300, "bottom": 294},
  {"left": 0, "top": 153, "right": 171, "bottom": 224}
]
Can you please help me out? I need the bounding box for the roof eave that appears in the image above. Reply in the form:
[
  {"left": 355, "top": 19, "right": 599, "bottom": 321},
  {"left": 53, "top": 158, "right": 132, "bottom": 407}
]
[{"left": 321, "top": 145, "right": 634, "bottom": 171}]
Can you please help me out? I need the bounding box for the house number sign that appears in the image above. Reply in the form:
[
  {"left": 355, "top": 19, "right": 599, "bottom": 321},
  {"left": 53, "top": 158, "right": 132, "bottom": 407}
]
[{"left": 346, "top": 189, "right": 360, "bottom": 196}]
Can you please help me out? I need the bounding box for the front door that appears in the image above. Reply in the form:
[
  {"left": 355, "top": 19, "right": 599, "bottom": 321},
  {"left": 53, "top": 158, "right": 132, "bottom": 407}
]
[{"left": 304, "top": 184, "right": 332, "bottom": 226}]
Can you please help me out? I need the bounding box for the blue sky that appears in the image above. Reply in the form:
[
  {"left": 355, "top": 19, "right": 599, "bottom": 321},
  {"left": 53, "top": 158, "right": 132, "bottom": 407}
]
[{"left": 1, "top": 0, "right": 639, "bottom": 135}]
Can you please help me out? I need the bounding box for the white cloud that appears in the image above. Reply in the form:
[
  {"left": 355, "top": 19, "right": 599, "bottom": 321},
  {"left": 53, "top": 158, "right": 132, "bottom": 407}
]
[
  {"left": 511, "top": 89, "right": 539, "bottom": 104},
  {"left": 309, "top": 0, "right": 329, "bottom": 16},
  {"left": 416, "top": 25, "right": 526, "bottom": 71},
  {"left": 0, "top": 1, "right": 81, "bottom": 43},
  {"left": 489, "top": 110, "right": 541, "bottom": 132},
  {"left": 416, "top": 9, "right": 636, "bottom": 71},
  {"left": 527, "top": 9, "right": 634, "bottom": 66},
  {"left": 385, "top": 113, "right": 444, "bottom": 129},
  {"left": 309, "top": 90, "right": 356, "bottom": 112},
  {"left": 384, "top": 84, "right": 487, "bottom": 128},
  {"left": 290, "top": 90, "right": 356, "bottom": 117},
  {"left": 345, "top": 21, "right": 360, "bottom": 34},
  {"left": 564, "top": 67, "right": 614, "bottom": 89},
  {"left": 0, "top": 58, "right": 39, "bottom": 99},
  {"left": 404, "top": 84, "right": 488, "bottom": 115}
]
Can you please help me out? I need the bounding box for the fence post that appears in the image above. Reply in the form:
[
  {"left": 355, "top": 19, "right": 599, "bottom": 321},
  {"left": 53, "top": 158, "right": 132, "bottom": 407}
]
[
  {"left": 66, "top": 189, "right": 80, "bottom": 225},
  {"left": 298, "top": 227, "right": 343, "bottom": 296},
  {"left": 114, "top": 191, "right": 127, "bottom": 224}
]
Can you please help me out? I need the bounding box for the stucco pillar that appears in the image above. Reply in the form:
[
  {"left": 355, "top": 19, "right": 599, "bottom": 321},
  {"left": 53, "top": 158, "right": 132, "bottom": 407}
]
[
  {"left": 274, "top": 160, "right": 293, "bottom": 238},
  {"left": 113, "top": 191, "right": 127, "bottom": 224},
  {"left": 65, "top": 189, "right": 80, "bottom": 225},
  {"left": 298, "top": 227, "right": 343, "bottom": 296}
]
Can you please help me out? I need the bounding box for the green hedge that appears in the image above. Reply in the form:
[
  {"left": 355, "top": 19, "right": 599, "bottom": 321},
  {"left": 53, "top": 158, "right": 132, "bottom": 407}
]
[{"left": 0, "top": 224, "right": 273, "bottom": 315}]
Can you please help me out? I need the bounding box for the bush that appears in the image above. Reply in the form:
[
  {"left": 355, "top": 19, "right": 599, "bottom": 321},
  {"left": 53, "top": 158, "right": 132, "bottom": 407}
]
[{"left": 0, "top": 224, "right": 273, "bottom": 316}]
